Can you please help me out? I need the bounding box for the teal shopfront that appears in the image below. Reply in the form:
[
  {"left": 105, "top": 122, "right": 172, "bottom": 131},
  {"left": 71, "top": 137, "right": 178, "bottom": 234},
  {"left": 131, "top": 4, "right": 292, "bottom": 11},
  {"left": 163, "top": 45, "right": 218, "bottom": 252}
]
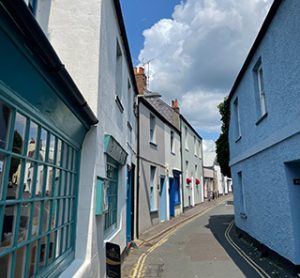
[{"left": 0, "top": 2, "right": 97, "bottom": 277}]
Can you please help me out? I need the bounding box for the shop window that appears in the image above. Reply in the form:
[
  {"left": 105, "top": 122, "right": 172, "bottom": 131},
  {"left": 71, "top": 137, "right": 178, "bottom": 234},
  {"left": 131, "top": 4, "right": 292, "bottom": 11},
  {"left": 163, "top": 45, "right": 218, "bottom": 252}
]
[
  {"left": 104, "top": 157, "right": 119, "bottom": 232},
  {"left": 0, "top": 99, "right": 78, "bottom": 277}
]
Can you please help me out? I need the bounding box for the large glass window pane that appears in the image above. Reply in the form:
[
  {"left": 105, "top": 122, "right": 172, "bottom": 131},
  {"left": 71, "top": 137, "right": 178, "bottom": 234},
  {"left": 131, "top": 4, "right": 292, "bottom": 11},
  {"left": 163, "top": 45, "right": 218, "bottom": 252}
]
[
  {"left": 47, "top": 232, "right": 55, "bottom": 264},
  {"left": 62, "top": 143, "right": 68, "bottom": 169},
  {"left": 27, "top": 122, "right": 38, "bottom": 159},
  {"left": 68, "top": 147, "right": 73, "bottom": 171},
  {"left": 50, "top": 200, "right": 58, "bottom": 230},
  {"left": 13, "top": 113, "right": 26, "bottom": 155},
  {"left": 0, "top": 102, "right": 11, "bottom": 150},
  {"left": 23, "top": 161, "right": 37, "bottom": 199},
  {"left": 39, "top": 129, "right": 47, "bottom": 162},
  {"left": 55, "top": 229, "right": 62, "bottom": 258},
  {"left": 58, "top": 199, "right": 64, "bottom": 227},
  {"left": 7, "top": 157, "right": 22, "bottom": 199},
  {"left": 35, "top": 164, "right": 45, "bottom": 197},
  {"left": 45, "top": 167, "right": 54, "bottom": 196},
  {"left": 32, "top": 202, "right": 41, "bottom": 237},
  {"left": 18, "top": 203, "right": 31, "bottom": 243},
  {"left": 0, "top": 154, "right": 7, "bottom": 200},
  {"left": 43, "top": 201, "right": 50, "bottom": 233},
  {"left": 0, "top": 205, "right": 16, "bottom": 251},
  {"left": 56, "top": 139, "right": 62, "bottom": 167},
  {"left": 0, "top": 253, "right": 11, "bottom": 278},
  {"left": 48, "top": 134, "right": 55, "bottom": 165},
  {"left": 72, "top": 149, "right": 76, "bottom": 171},
  {"left": 28, "top": 241, "right": 38, "bottom": 277},
  {"left": 60, "top": 171, "right": 66, "bottom": 196},
  {"left": 14, "top": 246, "right": 26, "bottom": 278},
  {"left": 39, "top": 236, "right": 47, "bottom": 270}
]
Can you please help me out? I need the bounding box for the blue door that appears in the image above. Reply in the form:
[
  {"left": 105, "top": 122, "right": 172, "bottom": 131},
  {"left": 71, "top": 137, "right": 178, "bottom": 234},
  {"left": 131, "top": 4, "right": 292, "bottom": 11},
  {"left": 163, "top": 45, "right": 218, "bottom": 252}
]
[
  {"left": 126, "top": 166, "right": 134, "bottom": 243},
  {"left": 160, "top": 176, "right": 167, "bottom": 221},
  {"left": 169, "top": 178, "right": 175, "bottom": 217}
]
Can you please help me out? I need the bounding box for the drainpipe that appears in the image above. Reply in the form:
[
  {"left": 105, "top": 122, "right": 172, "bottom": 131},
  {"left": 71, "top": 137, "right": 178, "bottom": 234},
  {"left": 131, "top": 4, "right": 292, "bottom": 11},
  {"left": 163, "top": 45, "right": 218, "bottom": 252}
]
[
  {"left": 135, "top": 97, "right": 141, "bottom": 238},
  {"left": 180, "top": 117, "right": 185, "bottom": 213}
]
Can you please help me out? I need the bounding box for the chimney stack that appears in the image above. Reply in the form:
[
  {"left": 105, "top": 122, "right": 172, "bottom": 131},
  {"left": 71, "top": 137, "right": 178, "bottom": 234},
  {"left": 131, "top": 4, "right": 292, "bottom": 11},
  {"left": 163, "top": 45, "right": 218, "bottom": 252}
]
[
  {"left": 134, "top": 67, "right": 146, "bottom": 95},
  {"left": 171, "top": 99, "right": 180, "bottom": 113}
]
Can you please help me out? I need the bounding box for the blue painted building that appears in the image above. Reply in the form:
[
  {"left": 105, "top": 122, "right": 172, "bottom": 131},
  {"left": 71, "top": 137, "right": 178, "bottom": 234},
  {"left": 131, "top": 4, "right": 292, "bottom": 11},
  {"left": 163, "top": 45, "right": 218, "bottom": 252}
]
[{"left": 229, "top": 0, "right": 300, "bottom": 265}]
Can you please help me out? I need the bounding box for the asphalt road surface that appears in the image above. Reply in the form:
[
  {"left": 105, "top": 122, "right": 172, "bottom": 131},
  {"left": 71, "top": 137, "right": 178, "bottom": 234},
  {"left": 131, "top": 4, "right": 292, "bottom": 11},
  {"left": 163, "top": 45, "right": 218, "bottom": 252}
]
[{"left": 137, "top": 202, "right": 262, "bottom": 278}]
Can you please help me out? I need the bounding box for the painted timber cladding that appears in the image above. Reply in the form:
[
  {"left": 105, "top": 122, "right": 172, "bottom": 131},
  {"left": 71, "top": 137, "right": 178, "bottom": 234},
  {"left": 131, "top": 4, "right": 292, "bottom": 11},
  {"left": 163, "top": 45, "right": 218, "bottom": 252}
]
[
  {"left": 229, "top": 0, "right": 300, "bottom": 265},
  {"left": 36, "top": 0, "right": 137, "bottom": 277}
]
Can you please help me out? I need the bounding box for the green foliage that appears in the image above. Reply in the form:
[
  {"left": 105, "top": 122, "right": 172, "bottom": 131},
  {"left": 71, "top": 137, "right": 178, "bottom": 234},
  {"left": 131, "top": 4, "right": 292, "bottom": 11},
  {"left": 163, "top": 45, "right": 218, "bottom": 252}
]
[{"left": 215, "top": 97, "right": 231, "bottom": 177}]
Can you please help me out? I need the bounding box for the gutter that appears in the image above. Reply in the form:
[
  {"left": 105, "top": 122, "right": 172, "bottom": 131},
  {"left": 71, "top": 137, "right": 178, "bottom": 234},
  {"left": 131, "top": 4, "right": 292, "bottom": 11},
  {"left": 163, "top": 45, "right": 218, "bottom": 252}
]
[{"left": 0, "top": 0, "right": 98, "bottom": 127}]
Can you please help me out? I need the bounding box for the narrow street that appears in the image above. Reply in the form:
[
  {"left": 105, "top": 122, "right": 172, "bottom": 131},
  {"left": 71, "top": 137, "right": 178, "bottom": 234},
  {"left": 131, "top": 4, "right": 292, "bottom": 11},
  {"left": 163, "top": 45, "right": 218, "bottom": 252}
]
[{"left": 127, "top": 202, "right": 264, "bottom": 278}]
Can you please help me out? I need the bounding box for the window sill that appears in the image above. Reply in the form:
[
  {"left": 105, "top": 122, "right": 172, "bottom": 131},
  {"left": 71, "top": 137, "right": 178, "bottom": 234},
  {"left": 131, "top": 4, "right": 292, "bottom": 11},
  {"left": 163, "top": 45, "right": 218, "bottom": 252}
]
[
  {"left": 240, "top": 212, "right": 247, "bottom": 219},
  {"left": 150, "top": 141, "right": 157, "bottom": 147},
  {"left": 255, "top": 112, "right": 268, "bottom": 125},
  {"left": 115, "top": 95, "right": 124, "bottom": 113},
  {"left": 235, "top": 135, "right": 242, "bottom": 143}
]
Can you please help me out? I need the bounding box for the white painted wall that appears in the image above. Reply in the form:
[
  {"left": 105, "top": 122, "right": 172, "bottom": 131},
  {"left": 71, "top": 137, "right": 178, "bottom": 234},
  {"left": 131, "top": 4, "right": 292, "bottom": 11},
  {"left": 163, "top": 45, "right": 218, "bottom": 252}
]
[{"left": 36, "top": 1, "right": 137, "bottom": 277}]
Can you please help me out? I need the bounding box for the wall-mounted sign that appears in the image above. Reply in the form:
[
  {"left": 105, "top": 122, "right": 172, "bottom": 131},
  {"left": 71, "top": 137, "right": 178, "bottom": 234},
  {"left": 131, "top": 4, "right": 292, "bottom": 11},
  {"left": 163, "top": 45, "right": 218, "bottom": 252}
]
[
  {"left": 95, "top": 177, "right": 109, "bottom": 215},
  {"left": 104, "top": 135, "right": 128, "bottom": 166},
  {"left": 106, "top": 242, "right": 121, "bottom": 278},
  {"left": 293, "top": 179, "right": 300, "bottom": 185}
]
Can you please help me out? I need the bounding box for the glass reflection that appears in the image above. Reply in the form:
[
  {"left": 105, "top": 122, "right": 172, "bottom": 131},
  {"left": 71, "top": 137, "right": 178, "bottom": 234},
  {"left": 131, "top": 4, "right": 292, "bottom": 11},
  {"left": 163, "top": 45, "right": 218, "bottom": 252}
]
[
  {"left": 47, "top": 232, "right": 55, "bottom": 264},
  {"left": 43, "top": 201, "right": 50, "bottom": 233},
  {"left": 35, "top": 164, "right": 46, "bottom": 196},
  {"left": 0, "top": 205, "right": 16, "bottom": 251},
  {"left": 45, "top": 167, "right": 54, "bottom": 196},
  {"left": 32, "top": 202, "right": 41, "bottom": 237},
  {"left": 0, "top": 253, "right": 11, "bottom": 278},
  {"left": 28, "top": 241, "right": 38, "bottom": 277},
  {"left": 39, "top": 236, "right": 47, "bottom": 269},
  {"left": 62, "top": 143, "right": 68, "bottom": 169},
  {"left": 27, "top": 122, "right": 38, "bottom": 159},
  {"left": 23, "top": 162, "right": 36, "bottom": 199},
  {"left": 48, "top": 134, "right": 55, "bottom": 164},
  {"left": 0, "top": 154, "right": 6, "bottom": 200},
  {"left": 7, "top": 157, "right": 22, "bottom": 199},
  {"left": 14, "top": 246, "right": 26, "bottom": 278},
  {"left": 56, "top": 139, "right": 62, "bottom": 167},
  {"left": 51, "top": 200, "right": 57, "bottom": 230},
  {"left": 13, "top": 113, "right": 26, "bottom": 155},
  {"left": 0, "top": 102, "right": 11, "bottom": 150},
  {"left": 39, "top": 129, "right": 47, "bottom": 162},
  {"left": 18, "top": 203, "right": 30, "bottom": 243}
]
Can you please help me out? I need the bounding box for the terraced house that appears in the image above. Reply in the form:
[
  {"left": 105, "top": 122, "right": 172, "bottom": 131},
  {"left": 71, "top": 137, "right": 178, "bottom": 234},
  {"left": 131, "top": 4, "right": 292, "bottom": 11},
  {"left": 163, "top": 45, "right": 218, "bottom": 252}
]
[
  {"left": 229, "top": 0, "right": 300, "bottom": 267},
  {"left": 0, "top": 0, "right": 138, "bottom": 277}
]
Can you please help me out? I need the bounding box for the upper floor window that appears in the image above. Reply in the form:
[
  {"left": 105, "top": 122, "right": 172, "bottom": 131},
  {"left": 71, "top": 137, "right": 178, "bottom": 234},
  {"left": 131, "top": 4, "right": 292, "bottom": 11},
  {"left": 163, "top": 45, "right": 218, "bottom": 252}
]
[
  {"left": 115, "top": 41, "right": 123, "bottom": 112},
  {"left": 198, "top": 140, "right": 202, "bottom": 158},
  {"left": 233, "top": 98, "right": 241, "bottom": 141},
  {"left": 194, "top": 136, "right": 197, "bottom": 156},
  {"left": 253, "top": 58, "right": 267, "bottom": 122},
  {"left": 170, "top": 131, "right": 175, "bottom": 154},
  {"left": 184, "top": 126, "right": 188, "bottom": 150},
  {"left": 150, "top": 114, "right": 156, "bottom": 144}
]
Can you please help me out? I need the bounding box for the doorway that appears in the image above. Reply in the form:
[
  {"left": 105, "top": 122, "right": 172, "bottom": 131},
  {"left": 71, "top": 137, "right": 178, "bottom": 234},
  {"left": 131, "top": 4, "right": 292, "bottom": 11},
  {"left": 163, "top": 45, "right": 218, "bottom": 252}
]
[
  {"left": 126, "top": 164, "right": 135, "bottom": 243},
  {"left": 160, "top": 176, "right": 166, "bottom": 222}
]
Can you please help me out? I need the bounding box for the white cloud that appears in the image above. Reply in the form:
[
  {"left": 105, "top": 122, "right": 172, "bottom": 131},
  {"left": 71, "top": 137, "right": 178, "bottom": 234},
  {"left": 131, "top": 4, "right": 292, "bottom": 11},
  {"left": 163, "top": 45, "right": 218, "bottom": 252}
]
[{"left": 139, "top": 0, "right": 272, "bottom": 136}]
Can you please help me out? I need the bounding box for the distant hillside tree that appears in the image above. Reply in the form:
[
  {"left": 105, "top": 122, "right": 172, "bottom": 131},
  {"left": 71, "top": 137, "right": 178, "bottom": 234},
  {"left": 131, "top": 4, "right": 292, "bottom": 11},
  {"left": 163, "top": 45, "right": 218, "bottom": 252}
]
[{"left": 215, "top": 97, "right": 231, "bottom": 177}]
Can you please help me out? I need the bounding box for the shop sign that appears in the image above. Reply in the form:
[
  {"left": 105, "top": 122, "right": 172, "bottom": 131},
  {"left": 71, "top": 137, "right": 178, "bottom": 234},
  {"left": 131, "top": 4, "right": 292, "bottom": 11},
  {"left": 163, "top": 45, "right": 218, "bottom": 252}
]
[
  {"left": 104, "top": 135, "right": 128, "bottom": 166},
  {"left": 106, "top": 242, "right": 121, "bottom": 278}
]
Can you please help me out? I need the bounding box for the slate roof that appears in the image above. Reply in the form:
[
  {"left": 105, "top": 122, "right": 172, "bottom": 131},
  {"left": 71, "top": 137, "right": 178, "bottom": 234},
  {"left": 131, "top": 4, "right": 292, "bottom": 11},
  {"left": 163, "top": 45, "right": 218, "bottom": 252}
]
[{"left": 142, "top": 94, "right": 180, "bottom": 132}]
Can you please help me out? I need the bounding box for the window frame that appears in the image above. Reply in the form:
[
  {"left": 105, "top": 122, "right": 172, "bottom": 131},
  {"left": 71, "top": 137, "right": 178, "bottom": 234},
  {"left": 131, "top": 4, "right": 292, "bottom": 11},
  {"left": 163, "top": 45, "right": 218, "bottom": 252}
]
[
  {"left": 149, "top": 166, "right": 157, "bottom": 212},
  {"left": 149, "top": 114, "right": 156, "bottom": 144},
  {"left": 233, "top": 97, "right": 241, "bottom": 142},
  {"left": 0, "top": 97, "right": 79, "bottom": 277}
]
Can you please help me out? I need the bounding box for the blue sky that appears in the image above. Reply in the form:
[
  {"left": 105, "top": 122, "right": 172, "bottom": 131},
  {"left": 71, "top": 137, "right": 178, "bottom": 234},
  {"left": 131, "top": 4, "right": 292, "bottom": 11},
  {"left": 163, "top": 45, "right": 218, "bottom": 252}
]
[
  {"left": 120, "top": 0, "right": 272, "bottom": 152},
  {"left": 120, "top": 0, "right": 182, "bottom": 65}
]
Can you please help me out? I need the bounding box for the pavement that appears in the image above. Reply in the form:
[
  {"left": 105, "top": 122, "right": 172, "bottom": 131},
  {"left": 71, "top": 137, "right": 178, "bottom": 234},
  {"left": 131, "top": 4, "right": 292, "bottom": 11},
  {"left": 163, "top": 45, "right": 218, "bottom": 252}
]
[{"left": 121, "top": 194, "right": 233, "bottom": 277}]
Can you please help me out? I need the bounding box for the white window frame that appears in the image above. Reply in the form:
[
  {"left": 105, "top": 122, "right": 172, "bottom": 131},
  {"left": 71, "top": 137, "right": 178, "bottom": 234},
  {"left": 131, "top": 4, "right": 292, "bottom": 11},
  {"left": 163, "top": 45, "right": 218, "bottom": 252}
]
[
  {"left": 234, "top": 98, "right": 241, "bottom": 140},
  {"left": 257, "top": 65, "right": 267, "bottom": 116}
]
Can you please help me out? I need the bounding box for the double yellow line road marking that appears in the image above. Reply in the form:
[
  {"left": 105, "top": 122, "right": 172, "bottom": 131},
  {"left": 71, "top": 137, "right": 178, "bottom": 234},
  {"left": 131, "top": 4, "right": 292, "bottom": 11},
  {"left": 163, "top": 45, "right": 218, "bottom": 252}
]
[
  {"left": 225, "top": 221, "right": 271, "bottom": 278},
  {"left": 130, "top": 200, "right": 270, "bottom": 278}
]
